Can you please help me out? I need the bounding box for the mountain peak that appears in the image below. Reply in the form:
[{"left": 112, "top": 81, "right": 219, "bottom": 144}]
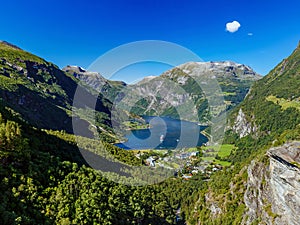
[
  {"left": 0, "top": 40, "right": 22, "bottom": 50},
  {"left": 176, "top": 61, "right": 254, "bottom": 71},
  {"left": 63, "top": 65, "right": 109, "bottom": 87},
  {"left": 134, "top": 75, "right": 157, "bottom": 85},
  {"left": 167, "top": 60, "right": 261, "bottom": 81},
  {"left": 63, "top": 65, "right": 105, "bottom": 78},
  {"left": 63, "top": 65, "right": 87, "bottom": 73}
]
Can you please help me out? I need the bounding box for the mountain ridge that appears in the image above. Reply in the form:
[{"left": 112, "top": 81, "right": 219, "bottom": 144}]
[
  {"left": 124, "top": 60, "right": 261, "bottom": 123},
  {"left": 67, "top": 60, "right": 261, "bottom": 126},
  {"left": 0, "top": 41, "right": 115, "bottom": 139},
  {"left": 0, "top": 40, "right": 23, "bottom": 50}
]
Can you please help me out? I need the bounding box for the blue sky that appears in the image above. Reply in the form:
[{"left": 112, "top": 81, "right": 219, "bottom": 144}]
[{"left": 1, "top": 0, "right": 300, "bottom": 83}]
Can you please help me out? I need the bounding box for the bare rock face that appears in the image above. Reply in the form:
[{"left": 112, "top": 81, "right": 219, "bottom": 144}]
[
  {"left": 206, "top": 192, "right": 223, "bottom": 216},
  {"left": 233, "top": 108, "right": 258, "bottom": 138},
  {"left": 268, "top": 142, "right": 300, "bottom": 225},
  {"left": 243, "top": 160, "right": 274, "bottom": 225},
  {"left": 243, "top": 142, "right": 300, "bottom": 225}
]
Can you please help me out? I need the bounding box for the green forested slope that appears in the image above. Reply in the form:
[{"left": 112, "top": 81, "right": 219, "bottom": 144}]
[
  {"left": 0, "top": 41, "right": 112, "bottom": 136},
  {"left": 238, "top": 41, "right": 300, "bottom": 138},
  {"left": 0, "top": 42, "right": 205, "bottom": 225},
  {"left": 181, "top": 42, "right": 300, "bottom": 224},
  {"left": 0, "top": 102, "right": 193, "bottom": 225}
]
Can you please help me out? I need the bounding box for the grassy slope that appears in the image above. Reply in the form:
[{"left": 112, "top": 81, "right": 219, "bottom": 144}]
[
  {"left": 266, "top": 95, "right": 300, "bottom": 111},
  {"left": 235, "top": 41, "right": 300, "bottom": 137}
]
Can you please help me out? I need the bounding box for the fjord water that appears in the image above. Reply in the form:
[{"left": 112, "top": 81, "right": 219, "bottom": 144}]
[{"left": 115, "top": 116, "right": 208, "bottom": 150}]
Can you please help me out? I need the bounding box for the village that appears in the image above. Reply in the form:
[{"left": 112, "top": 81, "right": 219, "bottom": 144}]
[{"left": 133, "top": 144, "right": 234, "bottom": 180}]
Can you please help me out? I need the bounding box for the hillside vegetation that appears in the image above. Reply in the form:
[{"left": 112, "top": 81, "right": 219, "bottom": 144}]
[
  {"left": 0, "top": 41, "right": 207, "bottom": 225},
  {"left": 1, "top": 40, "right": 300, "bottom": 225},
  {"left": 181, "top": 42, "right": 300, "bottom": 225}
]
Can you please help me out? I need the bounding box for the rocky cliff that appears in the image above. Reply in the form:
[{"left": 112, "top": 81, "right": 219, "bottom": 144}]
[
  {"left": 232, "top": 108, "right": 258, "bottom": 138},
  {"left": 244, "top": 141, "right": 300, "bottom": 225}
]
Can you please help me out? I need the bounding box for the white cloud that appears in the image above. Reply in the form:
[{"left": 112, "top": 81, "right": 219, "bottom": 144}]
[
  {"left": 248, "top": 33, "right": 253, "bottom": 36},
  {"left": 226, "top": 21, "right": 241, "bottom": 33}
]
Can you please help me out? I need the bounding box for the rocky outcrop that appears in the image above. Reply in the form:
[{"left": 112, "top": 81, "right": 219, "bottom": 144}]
[
  {"left": 232, "top": 108, "right": 258, "bottom": 138},
  {"left": 243, "top": 160, "right": 274, "bottom": 224},
  {"left": 243, "top": 142, "right": 300, "bottom": 225},
  {"left": 205, "top": 192, "right": 223, "bottom": 217}
]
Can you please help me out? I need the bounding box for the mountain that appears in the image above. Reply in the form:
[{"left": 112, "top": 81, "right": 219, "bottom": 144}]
[
  {"left": 119, "top": 61, "right": 261, "bottom": 123},
  {"left": 63, "top": 65, "right": 126, "bottom": 103},
  {"left": 71, "top": 61, "right": 261, "bottom": 125},
  {"left": 182, "top": 42, "right": 300, "bottom": 225},
  {"left": 0, "top": 41, "right": 113, "bottom": 138},
  {"left": 231, "top": 41, "right": 300, "bottom": 140}
]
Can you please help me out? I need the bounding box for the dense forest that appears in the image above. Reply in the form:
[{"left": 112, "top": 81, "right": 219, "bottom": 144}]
[{"left": 0, "top": 107, "right": 189, "bottom": 225}]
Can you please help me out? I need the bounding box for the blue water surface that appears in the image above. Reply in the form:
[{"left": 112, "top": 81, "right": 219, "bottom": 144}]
[{"left": 115, "top": 116, "right": 208, "bottom": 150}]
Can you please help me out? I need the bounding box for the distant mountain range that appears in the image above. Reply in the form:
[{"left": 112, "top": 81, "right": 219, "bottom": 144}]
[{"left": 65, "top": 61, "right": 261, "bottom": 124}]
